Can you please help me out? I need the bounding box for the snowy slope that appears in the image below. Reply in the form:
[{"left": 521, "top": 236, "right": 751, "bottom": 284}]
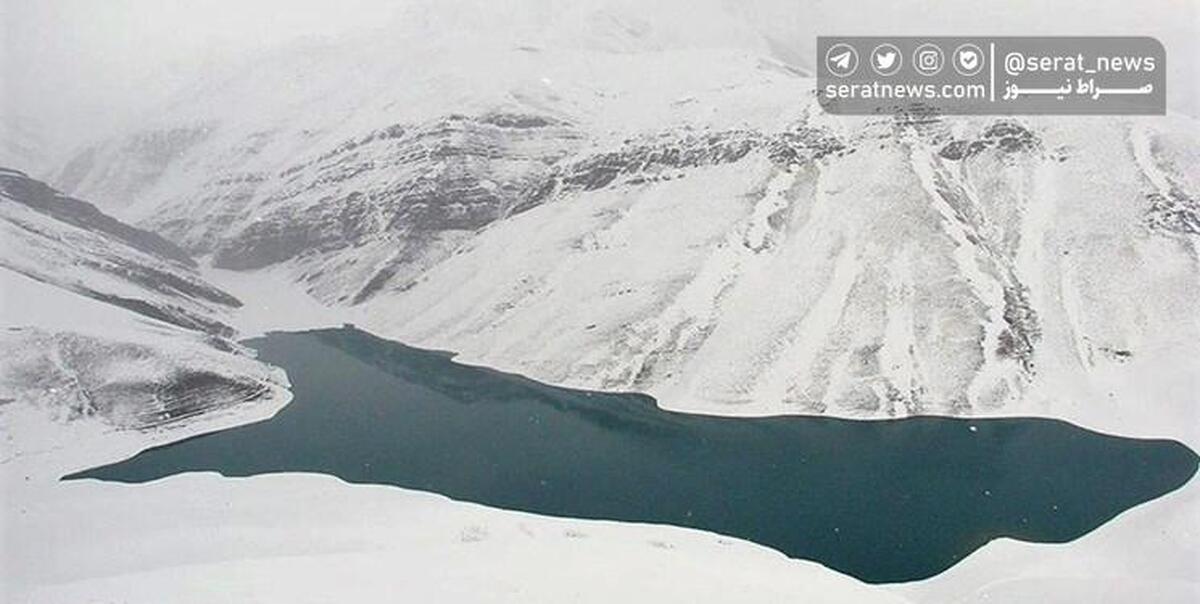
[
  {"left": 54, "top": 1, "right": 805, "bottom": 306},
  {"left": 2, "top": 472, "right": 908, "bottom": 604},
  {"left": 0, "top": 169, "right": 289, "bottom": 473},
  {"left": 8, "top": 4, "right": 1199, "bottom": 600},
  {"left": 53, "top": 1, "right": 1200, "bottom": 443},
  {"left": 2, "top": 167, "right": 242, "bottom": 334},
  {"left": 0, "top": 115, "right": 51, "bottom": 176},
  {"left": 890, "top": 483, "right": 1200, "bottom": 603},
  {"left": 0, "top": 164, "right": 901, "bottom": 604},
  {"left": 362, "top": 115, "right": 1200, "bottom": 448}
]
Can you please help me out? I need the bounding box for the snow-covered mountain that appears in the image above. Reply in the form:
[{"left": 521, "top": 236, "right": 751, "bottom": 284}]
[
  {"left": 362, "top": 114, "right": 1200, "bottom": 443},
  {"left": 52, "top": 1, "right": 1200, "bottom": 443},
  {"left": 0, "top": 115, "right": 52, "bottom": 177},
  {"left": 0, "top": 168, "right": 289, "bottom": 471},
  {"left": 4, "top": 3, "right": 1199, "bottom": 602}
]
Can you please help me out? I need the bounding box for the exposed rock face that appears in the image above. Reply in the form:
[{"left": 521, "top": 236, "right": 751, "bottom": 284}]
[
  {"left": 52, "top": 30, "right": 1200, "bottom": 428},
  {"left": 1, "top": 168, "right": 239, "bottom": 335},
  {"left": 2, "top": 168, "right": 198, "bottom": 266},
  {"left": 204, "top": 114, "right": 581, "bottom": 270},
  {"left": 1, "top": 328, "right": 276, "bottom": 432},
  {"left": 0, "top": 169, "right": 289, "bottom": 466},
  {"left": 350, "top": 114, "right": 1197, "bottom": 423}
]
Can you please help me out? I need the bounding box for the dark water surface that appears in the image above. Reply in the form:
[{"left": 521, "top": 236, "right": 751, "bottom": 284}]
[{"left": 70, "top": 328, "right": 1198, "bottom": 583}]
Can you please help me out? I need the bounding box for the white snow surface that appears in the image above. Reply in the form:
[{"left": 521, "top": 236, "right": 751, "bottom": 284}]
[
  {"left": 60, "top": 12, "right": 1200, "bottom": 438},
  {"left": 11, "top": 4, "right": 1199, "bottom": 600},
  {"left": 891, "top": 484, "right": 1200, "bottom": 603},
  {"left": 0, "top": 268, "right": 290, "bottom": 475},
  {"left": 1, "top": 471, "right": 908, "bottom": 604},
  {"left": 2, "top": 448, "right": 1195, "bottom": 603},
  {"left": 352, "top": 115, "right": 1200, "bottom": 447},
  {"left": 1, "top": 169, "right": 290, "bottom": 473}
]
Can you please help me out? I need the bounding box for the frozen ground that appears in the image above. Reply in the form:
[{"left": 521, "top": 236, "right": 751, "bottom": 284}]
[
  {"left": 5, "top": 1, "right": 1197, "bottom": 599},
  {"left": 3, "top": 265, "right": 1195, "bottom": 602},
  {"left": 893, "top": 485, "right": 1199, "bottom": 603},
  {"left": 203, "top": 265, "right": 347, "bottom": 335},
  {"left": 0, "top": 269, "right": 290, "bottom": 475},
  {"left": 2, "top": 446, "right": 1194, "bottom": 603},
  {"left": 1, "top": 169, "right": 291, "bottom": 473},
  {"left": 1, "top": 471, "right": 908, "bottom": 604}
]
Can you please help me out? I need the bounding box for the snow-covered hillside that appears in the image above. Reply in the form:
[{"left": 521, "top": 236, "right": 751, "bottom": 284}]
[
  {"left": 52, "top": 1, "right": 1200, "bottom": 444},
  {"left": 5, "top": 2, "right": 1198, "bottom": 601},
  {"left": 0, "top": 116, "right": 51, "bottom": 176},
  {"left": 0, "top": 168, "right": 289, "bottom": 473},
  {"left": 366, "top": 115, "right": 1200, "bottom": 447},
  {"left": 4, "top": 472, "right": 909, "bottom": 604}
]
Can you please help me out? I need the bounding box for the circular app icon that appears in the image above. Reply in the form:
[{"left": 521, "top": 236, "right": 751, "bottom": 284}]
[
  {"left": 870, "top": 43, "right": 902, "bottom": 76},
  {"left": 825, "top": 43, "right": 859, "bottom": 78},
  {"left": 912, "top": 43, "right": 944, "bottom": 76},
  {"left": 953, "top": 43, "right": 984, "bottom": 76}
]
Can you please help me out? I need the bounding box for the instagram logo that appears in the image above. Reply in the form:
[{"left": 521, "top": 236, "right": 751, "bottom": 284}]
[{"left": 913, "top": 43, "right": 944, "bottom": 76}]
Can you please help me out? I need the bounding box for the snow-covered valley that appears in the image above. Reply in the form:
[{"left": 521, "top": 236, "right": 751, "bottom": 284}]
[
  {"left": 50, "top": 11, "right": 1200, "bottom": 439},
  {"left": 0, "top": 168, "right": 290, "bottom": 473},
  {"left": 2, "top": 160, "right": 1196, "bottom": 601},
  {"left": 3, "top": 0, "right": 1199, "bottom": 601}
]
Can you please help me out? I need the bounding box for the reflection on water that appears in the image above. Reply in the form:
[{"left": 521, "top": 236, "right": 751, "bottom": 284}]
[{"left": 70, "top": 328, "right": 1199, "bottom": 583}]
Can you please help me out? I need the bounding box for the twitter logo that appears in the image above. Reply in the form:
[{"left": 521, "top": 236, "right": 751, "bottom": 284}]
[{"left": 871, "top": 43, "right": 902, "bottom": 76}]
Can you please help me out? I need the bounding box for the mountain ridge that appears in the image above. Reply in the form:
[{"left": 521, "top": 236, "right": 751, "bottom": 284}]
[
  {"left": 0, "top": 169, "right": 288, "bottom": 473},
  {"left": 46, "top": 21, "right": 1200, "bottom": 444}
]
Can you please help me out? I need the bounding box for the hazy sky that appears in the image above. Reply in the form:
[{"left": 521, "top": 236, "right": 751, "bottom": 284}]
[
  {"left": 2, "top": 0, "right": 397, "bottom": 156},
  {"left": 3, "top": 0, "right": 1197, "bottom": 164}
]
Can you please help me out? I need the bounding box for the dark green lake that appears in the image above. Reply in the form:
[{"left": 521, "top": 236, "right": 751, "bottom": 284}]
[{"left": 70, "top": 327, "right": 1198, "bottom": 583}]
